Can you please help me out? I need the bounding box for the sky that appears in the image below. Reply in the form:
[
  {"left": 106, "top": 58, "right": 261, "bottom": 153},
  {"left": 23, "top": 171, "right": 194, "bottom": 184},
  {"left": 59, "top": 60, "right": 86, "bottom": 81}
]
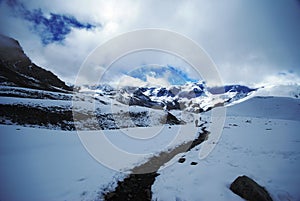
[{"left": 0, "top": 0, "right": 300, "bottom": 87}]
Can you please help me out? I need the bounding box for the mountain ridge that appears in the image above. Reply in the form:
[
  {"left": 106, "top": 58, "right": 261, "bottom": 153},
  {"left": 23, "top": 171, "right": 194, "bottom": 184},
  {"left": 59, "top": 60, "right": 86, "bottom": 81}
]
[
  {"left": 0, "top": 34, "right": 72, "bottom": 92},
  {"left": 81, "top": 82, "right": 256, "bottom": 113}
]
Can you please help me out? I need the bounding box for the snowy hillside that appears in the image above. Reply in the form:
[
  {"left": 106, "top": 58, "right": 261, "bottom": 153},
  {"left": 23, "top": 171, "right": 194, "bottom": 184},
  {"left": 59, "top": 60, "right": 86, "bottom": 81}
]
[
  {"left": 254, "top": 84, "right": 300, "bottom": 99},
  {"left": 152, "top": 96, "right": 300, "bottom": 201},
  {"left": 0, "top": 94, "right": 299, "bottom": 201},
  {"left": 0, "top": 86, "right": 190, "bottom": 130}
]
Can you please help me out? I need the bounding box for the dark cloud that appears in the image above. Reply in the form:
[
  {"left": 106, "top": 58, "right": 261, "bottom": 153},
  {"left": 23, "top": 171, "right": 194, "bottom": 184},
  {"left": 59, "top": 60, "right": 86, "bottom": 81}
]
[{"left": 4, "top": 0, "right": 95, "bottom": 45}]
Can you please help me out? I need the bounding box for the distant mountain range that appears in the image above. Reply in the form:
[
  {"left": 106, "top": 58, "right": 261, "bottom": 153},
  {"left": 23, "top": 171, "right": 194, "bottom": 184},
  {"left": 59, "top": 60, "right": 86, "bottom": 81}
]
[
  {"left": 0, "top": 34, "right": 299, "bottom": 130},
  {"left": 81, "top": 82, "right": 257, "bottom": 113}
]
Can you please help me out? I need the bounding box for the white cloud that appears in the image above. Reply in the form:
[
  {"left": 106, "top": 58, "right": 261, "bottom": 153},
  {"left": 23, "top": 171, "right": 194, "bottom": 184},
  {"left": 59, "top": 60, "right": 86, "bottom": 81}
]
[
  {"left": 115, "top": 72, "right": 172, "bottom": 88},
  {"left": 258, "top": 71, "right": 300, "bottom": 87},
  {"left": 117, "top": 75, "right": 146, "bottom": 88},
  {"left": 145, "top": 75, "right": 170, "bottom": 88},
  {"left": 1, "top": 0, "right": 300, "bottom": 86}
]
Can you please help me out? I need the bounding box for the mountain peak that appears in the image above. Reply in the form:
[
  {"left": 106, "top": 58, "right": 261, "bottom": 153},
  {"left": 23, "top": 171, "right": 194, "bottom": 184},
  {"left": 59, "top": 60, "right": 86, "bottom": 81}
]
[
  {"left": 0, "top": 34, "right": 72, "bottom": 92},
  {"left": 0, "top": 34, "right": 28, "bottom": 63}
]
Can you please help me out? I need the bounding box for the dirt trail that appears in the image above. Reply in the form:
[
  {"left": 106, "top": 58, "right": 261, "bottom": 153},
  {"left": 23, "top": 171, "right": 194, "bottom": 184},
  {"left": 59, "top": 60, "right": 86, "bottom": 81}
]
[{"left": 103, "top": 125, "right": 209, "bottom": 201}]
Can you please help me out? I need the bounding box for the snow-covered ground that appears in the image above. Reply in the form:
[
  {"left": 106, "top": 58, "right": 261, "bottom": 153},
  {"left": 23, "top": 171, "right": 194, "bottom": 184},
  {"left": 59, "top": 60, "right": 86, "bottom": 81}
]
[
  {"left": 1, "top": 85, "right": 299, "bottom": 201},
  {"left": 0, "top": 96, "right": 72, "bottom": 108},
  {"left": 0, "top": 121, "right": 204, "bottom": 201},
  {"left": 0, "top": 125, "right": 120, "bottom": 201},
  {"left": 152, "top": 97, "right": 300, "bottom": 201},
  {"left": 0, "top": 86, "right": 72, "bottom": 100}
]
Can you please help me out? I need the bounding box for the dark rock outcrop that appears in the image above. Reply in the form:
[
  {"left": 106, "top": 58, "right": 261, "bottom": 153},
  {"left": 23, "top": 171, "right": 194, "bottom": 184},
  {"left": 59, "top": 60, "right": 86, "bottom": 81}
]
[
  {"left": 0, "top": 104, "right": 75, "bottom": 130},
  {"left": 160, "top": 112, "right": 185, "bottom": 125},
  {"left": 230, "top": 175, "right": 273, "bottom": 201},
  {"left": 0, "top": 34, "right": 72, "bottom": 92},
  {"left": 129, "top": 89, "right": 162, "bottom": 109}
]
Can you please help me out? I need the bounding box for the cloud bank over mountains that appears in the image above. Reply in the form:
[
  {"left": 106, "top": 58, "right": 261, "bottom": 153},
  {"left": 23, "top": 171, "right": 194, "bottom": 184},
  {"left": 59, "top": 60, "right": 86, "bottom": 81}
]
[{"left": 0, "top": 0, "right": 300, "bottom": 87}]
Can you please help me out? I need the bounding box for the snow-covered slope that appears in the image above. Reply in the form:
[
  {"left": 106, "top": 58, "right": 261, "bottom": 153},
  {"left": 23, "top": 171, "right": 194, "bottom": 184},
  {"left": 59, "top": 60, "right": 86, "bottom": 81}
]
[
  {"left": 152, "top": 96, "right": 300, "bottom": 201},
  {"left": 226, "top": 96, "right": 300, "bottom": 121},
  {"left": 254, "top": 84, "right": 300, "bottom": 99},
  {"left": 0, "top": 86, "right": 194, "bottom": 130},
  {"left": 1, "top": 94, "right": 298, "bottom": 201},
  {"left": 1, "top": 86, "right": 299, "bottom": 201}
]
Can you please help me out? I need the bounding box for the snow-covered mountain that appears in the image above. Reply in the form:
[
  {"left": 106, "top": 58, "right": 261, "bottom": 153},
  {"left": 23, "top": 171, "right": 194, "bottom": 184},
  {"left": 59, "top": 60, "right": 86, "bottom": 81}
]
[
  {"left": 82, "top": 82, "right": 256, "bottom": 113},
  {"left": 254, "top": 84, "right": 300, "bottom": 99},
  {"left": 0, "top": 81, "right": 257, "bottom": 131}
]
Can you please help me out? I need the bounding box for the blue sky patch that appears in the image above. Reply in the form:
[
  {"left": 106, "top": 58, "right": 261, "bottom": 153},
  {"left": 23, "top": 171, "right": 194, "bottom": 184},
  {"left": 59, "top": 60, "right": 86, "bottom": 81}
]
[
  {"left": 5, "top": 0, "right": 95, "bottom": 45},
  {"left": 127, "top": 65, "right": 198, "bottom": 85}
]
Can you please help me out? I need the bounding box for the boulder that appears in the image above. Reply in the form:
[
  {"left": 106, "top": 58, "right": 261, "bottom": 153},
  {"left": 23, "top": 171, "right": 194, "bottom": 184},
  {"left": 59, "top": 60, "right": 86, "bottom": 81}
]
[{"left": 230, "top": 175, "right": 273, "bottom": 201}]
